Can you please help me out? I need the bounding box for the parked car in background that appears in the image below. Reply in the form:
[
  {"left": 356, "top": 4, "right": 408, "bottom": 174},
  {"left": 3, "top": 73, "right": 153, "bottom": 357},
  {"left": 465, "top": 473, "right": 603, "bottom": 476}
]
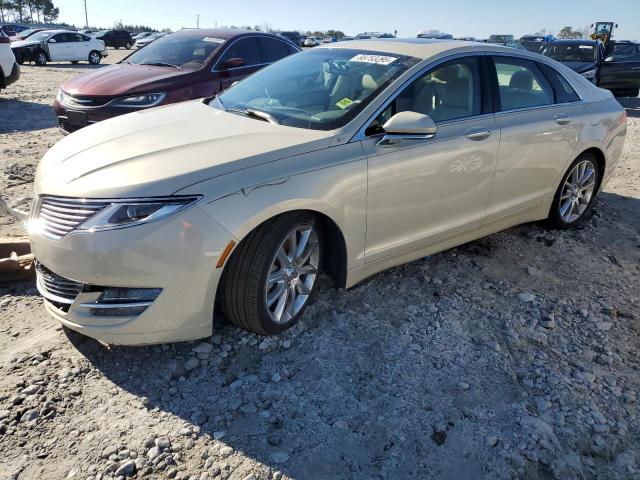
[
  {"left": 94, "top": 30, "right": 133, "bottom": 49},
  {"left": 417, "top": 30, "right": 453, "bottom": 39},
  {"left": 31, "top": 40, "right": 626, "bottom": 344},
  {"left": 322, "top": 36, "right": 337, "bottom": 43},
  {"left": 79, "top": 29, "right": 98, "bottom": 35},
  {"left": 277, "top": 31, "right": 303, "bottom": 46},
  {"left": 132, "top": 32, "right": 153, "bottom": 40},
  {"left": 303, "top": 36, "right": 321, "bottom": 47},
  {"left": 487, "top": 34, "right": 515, "bottom": 43},
  {"left": 0, "top": 31, "right": 20, "bottom": 90},
  {"left": 11, "top": 30, "right": 107, "bottom": 66},
  {"left": 541, "top": 39, "right": 640, "bottom": 97},
  {"left": 339, "top": 36, "right": 354, "bottom": 42},
  {"left": 0, "top": 24, "right": 28, "bottom": 37},
  {"left": 53, "top": 29, "right": 300, "bottom": 133},
  {"left": 354, "top": 32, "right": 395, "bottom": 39},
  {"left": 519, "top": 34, "right": 555, "bottom": 53},
  {"left": 134, "top": 32, "right": 166, "bottom": 48},
  {"left": 9, "top": 27, "right": 46, "bottom": 41}
]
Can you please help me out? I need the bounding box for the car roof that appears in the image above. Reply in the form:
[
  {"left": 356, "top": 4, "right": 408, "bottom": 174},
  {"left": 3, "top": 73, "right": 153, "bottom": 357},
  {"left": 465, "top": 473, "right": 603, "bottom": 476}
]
[
  {"left": 169, "top": 28, "right": 284, "bottom": 40},
  {"left": 315, "top": 38, "right": 477, "bottom": 59}
]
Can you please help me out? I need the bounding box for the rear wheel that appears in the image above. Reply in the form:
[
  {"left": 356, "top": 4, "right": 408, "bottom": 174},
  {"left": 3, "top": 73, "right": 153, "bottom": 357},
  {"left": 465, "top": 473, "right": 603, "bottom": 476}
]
[
  {"left": 547, "top": 153, "right": 600, "bottom": 228},
  {"left": 88, "top": 51, "right": 101, "bottom": 65},
  {"left": 34, "top": 51, "right": 47, "bottom": 66},
  {"left": 220, "top": 213, "right": 321, "bottom": 335}
]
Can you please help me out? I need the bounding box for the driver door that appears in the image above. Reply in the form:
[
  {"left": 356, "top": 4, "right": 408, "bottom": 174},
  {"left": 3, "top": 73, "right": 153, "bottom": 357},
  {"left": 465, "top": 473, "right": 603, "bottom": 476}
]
[
  {"left": 48, "top": 33, "right": 72, "bottom": 61},
  {"left": 362, "top": 55, "right": 499, "bottom": 262},
  {"left": 214, "top": 36, "right": 264, "bottom": 91}
]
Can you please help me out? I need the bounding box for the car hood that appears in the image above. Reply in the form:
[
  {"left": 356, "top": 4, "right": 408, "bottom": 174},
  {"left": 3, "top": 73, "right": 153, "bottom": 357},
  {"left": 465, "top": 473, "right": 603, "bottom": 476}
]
[
  {"left": 60, "top": 63, "right": 195, "bottom": 96},
  {"left": 36, "top": 100, "right": 333, "bottom": 198},
  {"left": 11, "top": 39, "right": 41, "bottom": 48},
  {"left": 558, "top": 61, "right": 598, "bottom": 73}
]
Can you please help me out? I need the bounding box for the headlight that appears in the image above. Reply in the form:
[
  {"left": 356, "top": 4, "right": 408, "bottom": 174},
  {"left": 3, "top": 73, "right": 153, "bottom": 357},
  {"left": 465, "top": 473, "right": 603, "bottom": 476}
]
[
  {"left": 110, "top": 92, "right": 166, "bottom": 108},
  {"left": 56, "top": 89, "right": 67, "bottom": 104},
  {"left": 580, "top": 69, "right": 597, "bottom": 80},
  {"left": 78, "top": 196, "right": 200, "bottom": 232}
]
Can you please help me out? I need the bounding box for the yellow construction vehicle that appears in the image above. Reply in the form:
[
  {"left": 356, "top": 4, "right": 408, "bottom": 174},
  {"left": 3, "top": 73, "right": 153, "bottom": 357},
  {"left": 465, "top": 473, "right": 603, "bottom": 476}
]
[{"left": 590, "top": 22, "right": 617, "bottom": 44}]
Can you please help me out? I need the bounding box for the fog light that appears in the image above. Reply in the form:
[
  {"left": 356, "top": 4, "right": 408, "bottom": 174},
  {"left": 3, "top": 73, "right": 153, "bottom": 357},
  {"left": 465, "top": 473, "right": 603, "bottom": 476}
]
[{"left": 84, "top": 288, "right": 162, "bottom": 317}]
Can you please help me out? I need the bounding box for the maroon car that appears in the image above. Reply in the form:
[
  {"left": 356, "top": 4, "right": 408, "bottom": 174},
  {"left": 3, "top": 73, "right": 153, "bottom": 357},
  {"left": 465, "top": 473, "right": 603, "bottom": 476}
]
[{"left": 53, "top": 29, "right": 300, "bottom": 133}]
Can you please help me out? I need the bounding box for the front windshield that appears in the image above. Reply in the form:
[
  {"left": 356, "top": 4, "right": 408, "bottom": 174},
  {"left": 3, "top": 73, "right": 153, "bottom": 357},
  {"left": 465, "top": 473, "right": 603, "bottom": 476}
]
[
  {"left": 541, "top": 43, "right": 596, "bottom": 62},
  {"left": 125, "top": 34, "right": 225, "bottom": 69},
  {"left": 214, "top": 48, "right": 420, "bottom": 131},
  {"left": 28, "top": 31, "right": 54, "bottom": 42}
]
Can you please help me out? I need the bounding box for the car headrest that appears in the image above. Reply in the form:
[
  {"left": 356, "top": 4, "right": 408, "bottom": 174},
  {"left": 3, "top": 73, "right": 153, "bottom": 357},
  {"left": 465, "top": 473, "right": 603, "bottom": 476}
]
[
  {"left": 361, "top": 73, "right": 378, "bottom": 90},
  {"left": 509, "top": 70, "right": 534, "bottom": 90},
  {"left": 442, "top": 78, "right": 470, "bottom": 108}
]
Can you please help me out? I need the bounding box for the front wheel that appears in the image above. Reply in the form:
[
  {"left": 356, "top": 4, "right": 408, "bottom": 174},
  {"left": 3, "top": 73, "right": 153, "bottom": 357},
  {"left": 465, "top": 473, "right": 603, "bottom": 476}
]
[
  {"left": 125, "top": 42, "right": 131, "bottom": 49},
  {"left": 547, "top": 153, "right": 600, "bottom": 228},
  {"left": 88, "top": 51, "right": 101, "bottom": 65},
  {"left": 220, "top": 213, "right": 321, "bottom": 335},
  {"left": 34, "top": 51, "right": 47, "bottom": 66}
]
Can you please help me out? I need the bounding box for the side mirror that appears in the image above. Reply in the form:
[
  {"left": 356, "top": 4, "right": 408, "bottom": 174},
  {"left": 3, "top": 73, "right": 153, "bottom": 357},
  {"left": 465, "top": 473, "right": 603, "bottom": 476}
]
[
  {"left": 219, "top": 57, "right": 246, "bottom": 70},
  {"left": 377, "top": 111, "right": 437, "bottom": 147}
]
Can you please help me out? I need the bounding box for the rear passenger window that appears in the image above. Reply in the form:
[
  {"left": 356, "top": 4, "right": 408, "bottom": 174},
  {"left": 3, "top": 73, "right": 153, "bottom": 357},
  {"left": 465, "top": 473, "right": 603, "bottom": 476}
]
[
  {"left": 218, "top": 37, "right": 261, "bottom": 67},
  {"left": 538, "top": 63, "right": 581, "bottom": 103},
  {"left": 493, "top": 58, "right": 554, "bottom": 111},
  {"left": 259, "top": 37, "right": 290, "bottom": 63}
]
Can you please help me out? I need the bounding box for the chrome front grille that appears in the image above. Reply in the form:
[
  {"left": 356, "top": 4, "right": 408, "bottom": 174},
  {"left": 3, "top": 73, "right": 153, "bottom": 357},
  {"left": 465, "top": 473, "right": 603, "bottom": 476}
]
[
  {"left": 35, "top": 196, "right": 109, "bottom": 240},
  {"left": 36, "top": 262, "right": 84, "bottom": 305}
]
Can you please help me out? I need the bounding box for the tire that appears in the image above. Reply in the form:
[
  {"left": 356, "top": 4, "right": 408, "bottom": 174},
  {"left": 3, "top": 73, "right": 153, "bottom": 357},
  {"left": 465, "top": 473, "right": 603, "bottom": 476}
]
[
  {"left": 34, "top": 50, "right": 47, "bottom": 66},
  {"left": 125, "top": 42, "right": 131, "bottom": 49},
  {"left": 220, "top": 212, "right": 322, "bottom": 335},
  {"left": 547, "top": 153, "right": 600, "bottom": 229},
  {"left": 88, "top": 51, "right": 101, "bottom": 65}
]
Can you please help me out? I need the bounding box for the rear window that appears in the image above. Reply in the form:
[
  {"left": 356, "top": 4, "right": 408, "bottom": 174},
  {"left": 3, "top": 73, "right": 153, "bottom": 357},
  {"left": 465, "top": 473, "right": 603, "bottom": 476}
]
[{"left": 538, "top": 63, "right": 581, "bottom": 103}]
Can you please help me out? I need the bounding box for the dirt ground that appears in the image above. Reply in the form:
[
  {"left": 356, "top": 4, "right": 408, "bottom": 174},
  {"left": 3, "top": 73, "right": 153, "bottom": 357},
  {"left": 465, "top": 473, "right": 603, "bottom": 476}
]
[{"left": 1, "top": 48, "right": 639, "bottom": 480}]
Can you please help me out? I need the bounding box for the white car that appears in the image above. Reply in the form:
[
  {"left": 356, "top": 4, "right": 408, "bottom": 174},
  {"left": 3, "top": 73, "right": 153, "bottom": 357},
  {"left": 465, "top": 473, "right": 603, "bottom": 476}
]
[
  {"left": 134, "top": 32, "right": 166, "bottom": 48},
  {"left": 303, "top": 37, "right": 321, "bottom": 47},
  {"left": 0, "top": 31, "right": 20, "bottom": 89},
  {"left": 30, "top": 40, "right": 626, "bottom": 345},
  {"left": 10, "top": 30, "right": 107, "bottom": 66}
]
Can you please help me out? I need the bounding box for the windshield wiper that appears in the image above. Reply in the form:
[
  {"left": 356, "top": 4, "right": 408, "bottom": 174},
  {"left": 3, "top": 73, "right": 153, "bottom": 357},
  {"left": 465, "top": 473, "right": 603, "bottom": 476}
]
[
  {"left": 139, "top": 62, "right": 180, "bottom": 68},
  {"left": 227, "top": 108, "right": 279, "bottom": 125}
]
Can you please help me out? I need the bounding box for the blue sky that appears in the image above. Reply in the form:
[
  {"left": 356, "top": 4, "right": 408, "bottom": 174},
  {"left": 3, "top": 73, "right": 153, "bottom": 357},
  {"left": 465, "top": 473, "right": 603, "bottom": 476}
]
[{"left": 55, "top": 0, "right": 640, "bottom": 40}]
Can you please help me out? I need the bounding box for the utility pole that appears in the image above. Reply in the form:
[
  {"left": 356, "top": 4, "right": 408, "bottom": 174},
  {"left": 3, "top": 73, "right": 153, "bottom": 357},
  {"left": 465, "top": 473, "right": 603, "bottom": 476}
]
[
  {"left": 84, "top": 0, "right": 89, "bottom": 28},
  {"left": 197, "top": 14, "right": 200, "bottom": 28}
]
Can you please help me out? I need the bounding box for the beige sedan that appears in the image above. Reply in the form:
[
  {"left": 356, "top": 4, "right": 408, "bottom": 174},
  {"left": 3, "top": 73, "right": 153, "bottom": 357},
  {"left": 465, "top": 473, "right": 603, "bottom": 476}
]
[{"left": 30, "top": 39, "right": 627, "bottom": 344}]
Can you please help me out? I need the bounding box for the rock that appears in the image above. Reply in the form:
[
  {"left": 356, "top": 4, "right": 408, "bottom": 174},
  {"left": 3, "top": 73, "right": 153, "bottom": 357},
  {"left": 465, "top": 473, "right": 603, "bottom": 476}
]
[
  {"left": 596, "top": 322, "right": 613, "bottom": 331},
  {"left": 143, "top": 434, "right": 156, "bottom": 449},
  {"left": 517, "top": 292, "right": 536, "bottom": 303},
  {"left": 269, "top": 451, "right": 290, "bottom": 464},
  {"left": 155, "top": 436, "right": 171, "bottom": 450},
  {"left": 184, "top": 357, "right": 200, "bottom": 371},
  {"left": 192, "top": 342, "right": 214, "bottom": 355},
  {"left": 102, "top": 446, "right": 119, "bottom": 459},
  {"left": 21, "top": 385, "right": 39, "bottom": 395},
  {"left": 20, "top": 409, "right": 39, "bottom": 423},
  {"left": 219, "top": 446, "right": 233, "bottom": 457},
  {"left": 485, "top": 435, "right": 498, "bottom": 447},
  {"left": 242, "top": 475, "right": 257, "bottom": 480},
  {"left": 147, "top": 447, "right": 161, "bottom": 461},
  {"left": 540, "top": 315, "right": 556, "bottom": 329},
  {"left": 458, "top": 381, "right": 470, "bottom": 390},
  {"left": 213, "top": 431, "right": 225, "bottom": 440},
  {"left": 0, "top": 409, "right": 10, "bottom": 420},
  {"left": 166, "top": 467, "right": 178, "bottom": 478},
  {"left": 115, "top": 460, "right": 136, "bottom": 477},
  {"left": 282, "top": 340, "right": 291, "bottom": 349},
  {"left": 271, "top": 373, "right": 282, "bottom": 383}
]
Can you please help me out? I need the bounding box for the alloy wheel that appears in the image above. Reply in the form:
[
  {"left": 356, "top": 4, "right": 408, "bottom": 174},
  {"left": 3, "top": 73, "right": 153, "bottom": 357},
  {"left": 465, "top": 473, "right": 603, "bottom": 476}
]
[
  {"left": 89, "top": 52, "right": 100, "bottom": 64},
  {"left": 265, "top": 224, "right": 319, "bottom": 324},
  {"left": 559, "top": 159, "right": 596, "bottom": 223}
]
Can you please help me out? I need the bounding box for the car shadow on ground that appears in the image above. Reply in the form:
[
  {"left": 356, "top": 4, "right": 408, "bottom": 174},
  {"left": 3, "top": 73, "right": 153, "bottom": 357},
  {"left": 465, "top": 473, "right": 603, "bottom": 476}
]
[
  {"left": 60, "top": 190, "right": 640, "bottom": 479},
  {"left": 0, "top": 99, "right": 57, "bottom": 133},
  {"left": 618, "top": 96, "right": 640, "bottom": 118}
]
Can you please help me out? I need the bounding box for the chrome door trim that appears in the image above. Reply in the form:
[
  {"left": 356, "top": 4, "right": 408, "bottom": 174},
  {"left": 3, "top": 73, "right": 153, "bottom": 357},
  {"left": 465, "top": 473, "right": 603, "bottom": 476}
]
[{"left": 492, "top": 100, "right": 586, "bottom": 118}]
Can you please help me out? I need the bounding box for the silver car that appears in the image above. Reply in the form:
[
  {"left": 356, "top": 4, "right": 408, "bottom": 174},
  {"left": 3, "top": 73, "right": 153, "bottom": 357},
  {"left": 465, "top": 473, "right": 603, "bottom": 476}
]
[{"left": 30, "top": 39, "right": 627, "bottom": 345}]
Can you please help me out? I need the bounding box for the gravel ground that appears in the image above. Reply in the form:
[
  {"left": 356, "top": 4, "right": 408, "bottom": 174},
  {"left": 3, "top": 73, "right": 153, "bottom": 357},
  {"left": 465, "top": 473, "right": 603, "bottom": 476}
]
[{"left": 1, "top": 49, "right": 639, "bottom": 480}]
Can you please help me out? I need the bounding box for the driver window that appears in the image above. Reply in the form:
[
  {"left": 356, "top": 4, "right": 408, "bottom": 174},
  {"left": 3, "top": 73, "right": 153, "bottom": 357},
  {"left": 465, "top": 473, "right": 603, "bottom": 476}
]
[
  {"left": 365, "top": 57, "right": 481, "bottom": 136},
  {"left": 52, "top": 33, "right": 68, "bottom": 43},
  {"left": 218, "top": 37, "right": 261, "bottom": 68}
]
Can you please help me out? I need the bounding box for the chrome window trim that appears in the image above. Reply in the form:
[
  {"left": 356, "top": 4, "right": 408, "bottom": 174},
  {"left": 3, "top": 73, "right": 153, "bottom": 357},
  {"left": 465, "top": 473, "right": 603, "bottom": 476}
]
[
  {"left": 211, "top": 34, "right": 298, "bottom": 73},
  {"left": 493, "top": 100, "right": 587, "bottom": 118},
  {"left": 351, "top": 51, "right": 488, "bottom": 143}
]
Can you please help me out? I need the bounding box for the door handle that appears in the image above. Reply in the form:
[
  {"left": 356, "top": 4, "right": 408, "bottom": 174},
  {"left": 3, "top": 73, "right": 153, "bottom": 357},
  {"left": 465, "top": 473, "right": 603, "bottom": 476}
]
[
  {"left": 465, "top": 128, "right": 491, "bottom": 141},
  {"left": 554, "top": 115, "right": 572, "bottom": 125},
  {"left": 631, "top": 66, "right": 640, "bottom": 70}
]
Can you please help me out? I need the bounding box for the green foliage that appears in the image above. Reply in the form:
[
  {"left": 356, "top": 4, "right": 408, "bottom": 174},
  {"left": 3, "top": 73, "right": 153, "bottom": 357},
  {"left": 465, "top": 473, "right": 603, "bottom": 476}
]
[{"left": 0, "top": 0, "right": 59, "bottom": 24}]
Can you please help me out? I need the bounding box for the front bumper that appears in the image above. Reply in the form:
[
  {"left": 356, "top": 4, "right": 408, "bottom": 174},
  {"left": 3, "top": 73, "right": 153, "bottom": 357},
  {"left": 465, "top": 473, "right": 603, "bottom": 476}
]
[{"left": 30, "top": 204, "right": 236, "bottom": 345}]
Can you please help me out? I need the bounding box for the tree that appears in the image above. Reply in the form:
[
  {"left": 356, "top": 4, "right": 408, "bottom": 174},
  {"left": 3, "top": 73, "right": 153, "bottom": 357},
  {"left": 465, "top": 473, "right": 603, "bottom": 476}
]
[{"left": 558, "top": 26, "right": 583, "bottom": 39}]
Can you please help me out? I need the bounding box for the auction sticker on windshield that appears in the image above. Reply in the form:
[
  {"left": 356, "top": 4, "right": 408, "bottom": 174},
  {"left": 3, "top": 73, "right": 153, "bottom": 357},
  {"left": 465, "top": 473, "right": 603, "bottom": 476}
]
[
  {"left": 203, "top": 37, "right": 225, "bottom": 43},
  {"left": 350, "top": 54, "right": 397, "bottom": 65}
]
